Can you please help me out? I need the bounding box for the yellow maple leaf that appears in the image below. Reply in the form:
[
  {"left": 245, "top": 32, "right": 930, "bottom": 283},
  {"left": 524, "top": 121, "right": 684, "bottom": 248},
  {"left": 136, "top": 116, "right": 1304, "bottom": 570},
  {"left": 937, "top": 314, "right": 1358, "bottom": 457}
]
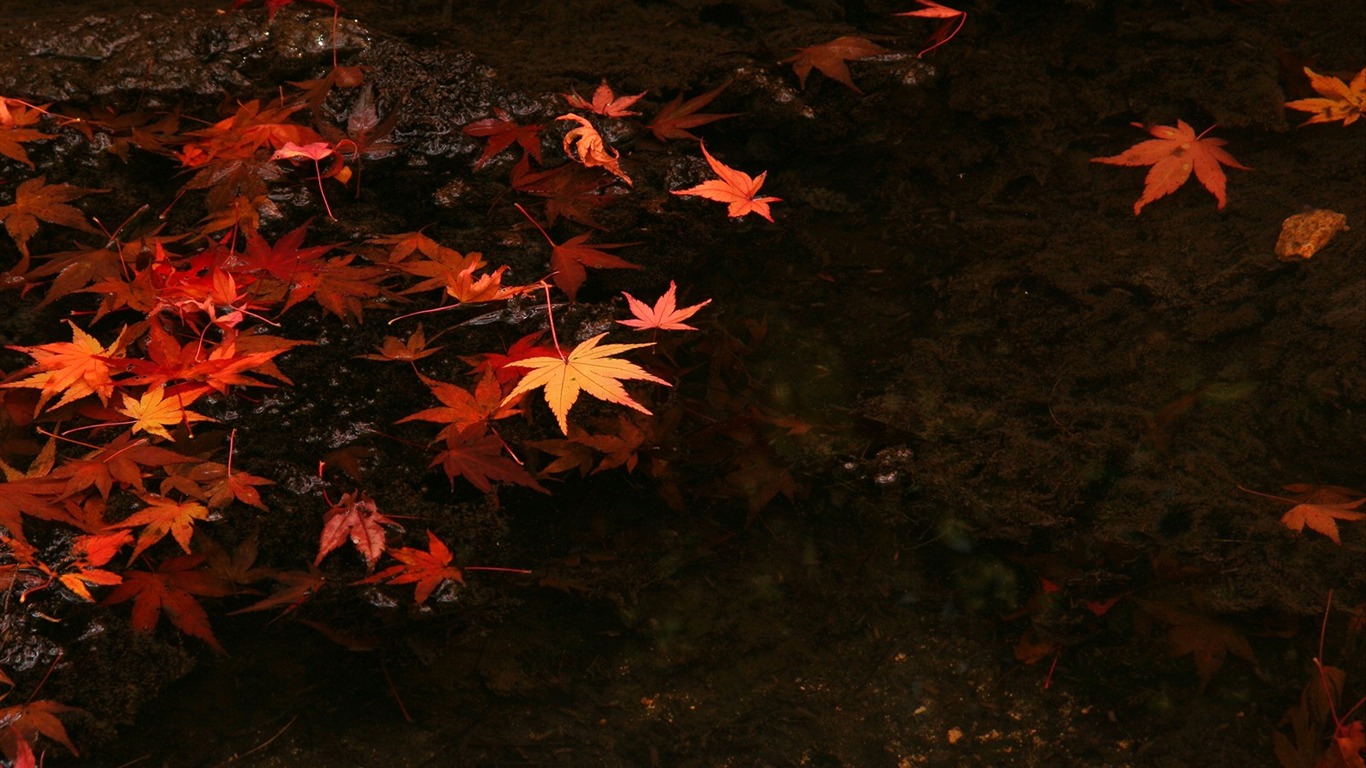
[
  {"left": 501, "top": 333, "right": 669, "bottom": 434},
  {"left": 116, "top": 386, "right": 215, "bottom": 440},
  {"left": 1285, "top": 67, "right": 1366, "bottom": 126}
]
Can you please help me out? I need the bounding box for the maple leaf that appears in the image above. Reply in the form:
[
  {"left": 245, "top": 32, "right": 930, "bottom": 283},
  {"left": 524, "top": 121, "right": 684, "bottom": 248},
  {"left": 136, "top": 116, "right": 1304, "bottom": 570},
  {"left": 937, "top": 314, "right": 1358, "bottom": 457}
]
[
  {"left": 0, "top": 177, "right": 105, "bottom": 258},
  {"left": 57, "top": 530, "right": 131, "bottom": 601},
  {"left": 1091, "top": 120, "right": 1250, "bottom": 214},
  {"left": 563, "top": 80, "right": 646, "bottom": 118},
  {"left": 1242, "top": 484, "right": 1366, "bottom": 544},
  {"left": 399, "top": 371, "right": 520, "bottom": 442},
  {"left": 510, "top": 156, "right": 616, "bottom": 228},
  {"left": 1285, "top": 67, "right": 1366, "bottom": 127},
  {"left": 0, "top": 98, "right": 55, "bottom": 168},
  {"left": 895, "top": 0, "right": 967, "bottom": 58},
  {"left": 100, "top": 554, "right": 232, "bottom": 652},
  {"left": 647, "top": 81, "right": 738, "bottom": 142},
  {"left": 443, "top": 262, "right": 533, "bottom": 304},
  {"left": 518, "top": 204, "right": 639, "bottom": 301},
  {"left": 619, "top": 281, "right": 711, "bottom": 331},
  {"left": 671, "top": 142, "right": 781, "bottom": 222},
  {"left": 0, "top": 699, "right": 80, "bottom": 763},
  {"left": 116, "top": 493, "right": 215, "bottom": 563},
  {"left": 359, "top": 530, "right": 464, "bottom": 605},
  {"left": 115, "top": 386, "right": 215, "bottom": 441},
  {"left": 184, "top": 461, "right": 274, "bottom": 511},
  {"left": 558, "top": 114, "right": 632, "bottom": 186},
  {"left": 2, "top": 321, "right": 133, "bottom": 413},
  {"left": 431, "top": 424, "right": 547, "bottom": 494},
  {"left": 52, "top": 434, "right": 198, "bottom": 501},
  {"left": 502, "top": 333, "right": 670, "bottom": 435},
  {"left": 1135, "top": 599, "right": 1257, "bottom": 691},
  {"left": 782, "top": 36, "right": 889, "bottom": 93},
  {"left": 460, "top": 331, "right": 560, "bottom": 386},
  {"left": 315, "top": 491, "right": 400, "bottom": 569},
  {"left": 463, "top": 107, "right": 544, "bottom": 168},
  {"left": 359, "top": 323, "right": 444, "bottom": 363}
]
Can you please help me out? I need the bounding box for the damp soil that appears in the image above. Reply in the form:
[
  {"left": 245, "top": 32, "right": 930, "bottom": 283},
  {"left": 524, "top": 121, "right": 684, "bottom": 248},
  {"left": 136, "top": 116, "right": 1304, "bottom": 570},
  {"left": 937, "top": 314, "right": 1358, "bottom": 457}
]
[{"left": 1, "top": 1, "right": 1363, "bottom": 767}]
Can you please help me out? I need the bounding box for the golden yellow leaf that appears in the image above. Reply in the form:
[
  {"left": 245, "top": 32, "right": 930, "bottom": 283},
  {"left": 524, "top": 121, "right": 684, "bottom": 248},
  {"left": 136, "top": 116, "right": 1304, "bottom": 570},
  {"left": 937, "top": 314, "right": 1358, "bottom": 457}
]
[
  {"left": 501, "top": 333, "right": 668, "bottom": 434},
  {"left": 117, "top": 386, "right": 215, "bottom": 440}
]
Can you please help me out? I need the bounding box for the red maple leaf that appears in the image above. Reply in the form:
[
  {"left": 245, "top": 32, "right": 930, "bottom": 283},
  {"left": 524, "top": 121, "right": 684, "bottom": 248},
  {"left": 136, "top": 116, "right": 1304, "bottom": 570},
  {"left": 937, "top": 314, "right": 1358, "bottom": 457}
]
[
  {"left": 895, "top": 1, "right": 967, "bottom": 58},
  {"left": 463, "top": 108, "right": 544, "bottom": 168},
  {"left": 510, "top": 156, "right": 617, "bottom": 229},
  {"left": 647, "top": 81, "right": 738, "bottom": 142},
  {"left": 314, "top": 491, "right": 401, "bottom": 569},
  {"left": 782, "top": 36, "right": 889, "bottom": 93},
  {"left": 359, "top": 530, "right": 464, "bottom": 605},
  {"left": 432, "top": 425, "right": 548, "bottom": 494},
  {"left": 671, "top": 142, "right": 781, "bottom": 222},
  {"left": 460, "top": 332, "right": 560, "bottom": 386},
  {"left": 100, "top": 554, "right": 232, "bottom": 652},
  {"left": 1091, "top": 120, "right": 1250, "bottom": 214},
  {"left": 518, "top": 205, "right": 639, "bottom": 301},
  {"left": 0, "top": 699, "right": 80, "bottom": 764}
]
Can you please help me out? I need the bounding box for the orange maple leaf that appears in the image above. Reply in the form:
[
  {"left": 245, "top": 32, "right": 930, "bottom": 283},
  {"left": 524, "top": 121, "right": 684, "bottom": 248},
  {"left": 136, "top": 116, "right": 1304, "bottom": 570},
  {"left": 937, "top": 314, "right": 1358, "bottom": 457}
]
[
  {"left": 502, "top": 333, "right": 670, "bottom": 435},
  {"left": 116, "top": 493, "right": 215, "bottom": 563},
  {"left": 618, "top": 281, "right": 712, "bottom": 331},
  {"left": 1285, "top": 67, "right": 1366, "bottom": 126},
  {"left": 557, "top": 113, "right": 632, "bottom": 186},
  {"left": 359, "top": 530, "right": 464, "bottom": 605},
  {"left": 0, "top": 176, "right": 104, "bottom": 258},
  {"left": 398, "top": 370, "right": 520, "bottom": 442},
  {"left": 671, "top": 142, "right": 781, "bottom": 222},
  {"left": 563, "top": 80, "right": 646, "bottom": 118},
  {"left": 0, "top": 98, "right": 56, "bottom": 168},
  {"left": 358, "top": 323, "right": 444, "bottom": 363},
  {"left": 115, "top": 386, "right": 215, "bottom": 441},
  {"left": 2, "top": 321, "right": 133, "bottom": 413},
  {"left": 782, "top": 36, "right": 889, "bottom": 93},
  {"left": 1242, "top": 484, "right": 1366, "bottom": 544},
  {"left": 1091, "top": 120, "right": 1250, "bottom": 214}
]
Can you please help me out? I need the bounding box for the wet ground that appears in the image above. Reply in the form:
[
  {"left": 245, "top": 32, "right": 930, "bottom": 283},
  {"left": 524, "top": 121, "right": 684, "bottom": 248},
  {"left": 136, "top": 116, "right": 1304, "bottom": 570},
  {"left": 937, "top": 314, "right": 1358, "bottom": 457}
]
[{"left": 1, "top": 0, "right": 1363, "bottom": 766}]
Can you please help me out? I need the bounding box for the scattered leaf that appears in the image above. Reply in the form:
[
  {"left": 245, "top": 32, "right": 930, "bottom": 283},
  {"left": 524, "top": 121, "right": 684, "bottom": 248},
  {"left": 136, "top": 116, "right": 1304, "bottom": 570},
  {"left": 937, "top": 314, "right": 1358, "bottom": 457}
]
[
  {"left": 671, "top": 142, "right": 780, "bottom": 222},
  {"left": 558, "top": 114, "right": 632, "bottom": 185},
  {"left": 782, "top": 36, "right": 889, "bottom": 93},
  {"left": 1091, "top": 120, "right": 1249, "bottom": 214},
  {"left": 563, "top": 80, "right": 646, "bottom": 118},
  {"left": 1285, "top": 67, "right": 1366, "bottom": 127},
  {"left": 618, "top": 281, "right": 711, "bottom": 331},
  {"left": 647, "top": 81, "right": 737, "bottom": 142}
]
